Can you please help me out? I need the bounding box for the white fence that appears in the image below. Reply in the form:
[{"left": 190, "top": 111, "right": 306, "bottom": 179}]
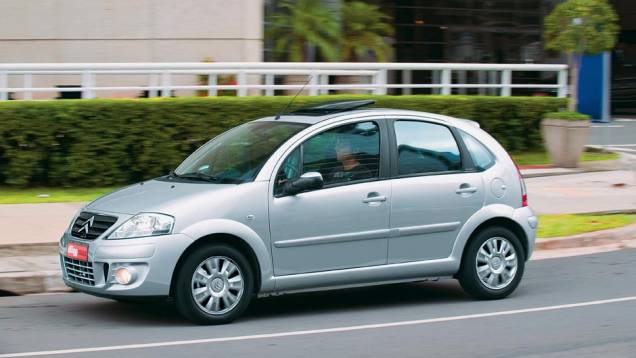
[{"left": 0, "top": 62, "right": 569, "bottom": 100}]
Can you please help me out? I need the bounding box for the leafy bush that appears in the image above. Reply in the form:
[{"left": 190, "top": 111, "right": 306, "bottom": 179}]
[
  {"left": 0, "top": 95, "right": 566, "bottom": 187},
  {"left": 543, "top": 111, "right": 591, "bottom": 121}
]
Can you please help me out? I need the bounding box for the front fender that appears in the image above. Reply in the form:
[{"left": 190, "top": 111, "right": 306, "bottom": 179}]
[{"left": 180, "top": 219, "right": 275, "bottom": 292}]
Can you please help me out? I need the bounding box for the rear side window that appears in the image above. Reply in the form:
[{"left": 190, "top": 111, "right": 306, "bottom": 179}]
[
  {"left": 394, "top": 121, "right": 462, "bottom": 175},
  {"left": 459, "top": 130, "right": 495, "bottom": 171}
]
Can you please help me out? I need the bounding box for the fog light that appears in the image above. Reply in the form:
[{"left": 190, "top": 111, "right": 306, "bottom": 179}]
[{"left": 114, "top": 267, "right": 133, "bottom": 285}]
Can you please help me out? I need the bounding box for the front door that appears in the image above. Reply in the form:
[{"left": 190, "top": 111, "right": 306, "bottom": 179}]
[{"left": 269, "top": 120, "right": 391, "bottom": 276}]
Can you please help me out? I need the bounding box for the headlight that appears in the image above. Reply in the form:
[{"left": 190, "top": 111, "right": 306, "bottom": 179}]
[{"left": 108, "top": 213, "right": 174, "bottom": 239}]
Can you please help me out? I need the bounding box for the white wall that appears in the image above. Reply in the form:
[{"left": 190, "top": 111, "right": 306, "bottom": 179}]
[{"left": 0, "top": 0, "right": 263, "bottom": 98}]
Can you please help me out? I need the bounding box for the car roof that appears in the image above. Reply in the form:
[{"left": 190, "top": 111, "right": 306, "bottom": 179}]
[{"left": 255, "top": 108, "right": 478, "bottom": 128}]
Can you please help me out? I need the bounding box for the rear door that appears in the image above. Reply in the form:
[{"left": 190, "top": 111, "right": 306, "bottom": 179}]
[{"left": 387, "top": 118, "right": 485, "bottom": 263}]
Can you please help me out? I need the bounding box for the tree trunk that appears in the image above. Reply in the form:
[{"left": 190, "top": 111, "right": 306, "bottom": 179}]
[{"left": 569, "top": 52, "right": 579, "bottom": 112}]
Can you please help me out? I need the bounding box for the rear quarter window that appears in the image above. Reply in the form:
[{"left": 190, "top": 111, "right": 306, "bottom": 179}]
[{"left": 459, "top": 130, "right": 496, "bottom": 171}]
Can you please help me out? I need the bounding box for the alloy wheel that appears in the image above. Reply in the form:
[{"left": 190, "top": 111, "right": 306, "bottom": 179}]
[
  {"left": 191, "top": 256, "right": 245, "bottom": 315},
  {"left": 475, "top": 237, "right": 518, "bottom": 290}
]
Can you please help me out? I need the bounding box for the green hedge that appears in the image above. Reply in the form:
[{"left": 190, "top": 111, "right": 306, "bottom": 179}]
[
  {"left": 544, "top": 111, "right": 591, "bottom": 120},
  {"left": 0, "top": 95, "right": 566, "bottom": 187}
]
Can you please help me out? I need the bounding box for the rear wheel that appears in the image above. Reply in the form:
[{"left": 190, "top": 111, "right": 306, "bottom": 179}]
[
  {"left": 175, "top": 243, "right": 254, "bottom": 324},
  {"left": 458, "top": 226, "right": 525, "bottom": 299}
]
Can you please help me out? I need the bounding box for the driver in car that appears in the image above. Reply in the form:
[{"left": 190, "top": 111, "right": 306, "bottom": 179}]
[{"left": 327, "top": 136, "right": 375, "bottom": 184}]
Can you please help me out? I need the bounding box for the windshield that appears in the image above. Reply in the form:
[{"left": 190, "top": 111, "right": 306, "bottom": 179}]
[{"left": 174, "top": 121, "right": 308, "bottom": 183}]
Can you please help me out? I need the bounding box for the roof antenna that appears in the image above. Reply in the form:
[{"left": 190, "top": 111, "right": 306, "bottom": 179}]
[{"left": 275, "top": 75, "right": 313, "bottom": 120}]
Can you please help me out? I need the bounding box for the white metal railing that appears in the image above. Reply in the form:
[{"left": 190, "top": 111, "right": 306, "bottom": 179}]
[{"left": 0, "top": 62, "right": 569, "bottom": 100}]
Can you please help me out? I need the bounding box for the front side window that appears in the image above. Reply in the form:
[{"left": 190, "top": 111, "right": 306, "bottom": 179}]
[
  {"left": 459, "top": 130, "right": 495, "bottom": 171},
  {"left": 394, "top": 120, "right": 462, "bottom": 175},
  {"left": 275, "top": 121, "right": 380, "bottom": 193},
  {"left": 176, "top": 121, "right": 307, "bottom": 183}
]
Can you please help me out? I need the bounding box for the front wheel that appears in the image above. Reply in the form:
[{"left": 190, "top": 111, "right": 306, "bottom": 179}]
[
  {"left": 458, "top": 227, "right": 525, "bottom": 300},
  {"left": 175, "top": 243, "right": 254, "bottom": 324}
]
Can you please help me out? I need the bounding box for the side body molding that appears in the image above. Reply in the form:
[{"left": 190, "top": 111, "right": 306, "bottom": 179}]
[{"left": 181, "top": 219, "right": 275, "bottom": 292}]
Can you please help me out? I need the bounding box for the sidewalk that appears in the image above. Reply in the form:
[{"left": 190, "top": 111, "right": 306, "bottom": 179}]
[
  {"left": 0, "top": 202, "right": 84, "bottom": 246},
  {"left": 526, "top": 170, "right": 636, "bottom": 214}
]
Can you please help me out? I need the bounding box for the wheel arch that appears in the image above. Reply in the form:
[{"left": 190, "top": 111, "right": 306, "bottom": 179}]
[
  {"left": 463, "top": 217, "right": 528, "bottom": 261},
  {"left": 169, "top": 233, "right": 263, "bottom": 298},
  {"left": 451, "top": 204, "right": 530, "bottom": 266},
  {"left": 170, "top": 219, "right": 275, "bottom": 297}
]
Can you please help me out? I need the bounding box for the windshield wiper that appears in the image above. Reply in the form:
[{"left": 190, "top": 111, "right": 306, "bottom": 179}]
[{"left": 177, "top": 172, "right": 221, "bottom": 182}]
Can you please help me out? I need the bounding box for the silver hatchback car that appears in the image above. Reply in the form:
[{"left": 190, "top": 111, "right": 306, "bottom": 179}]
[{"left": 60, "top": 100, "right": 537, "bottom": 324}]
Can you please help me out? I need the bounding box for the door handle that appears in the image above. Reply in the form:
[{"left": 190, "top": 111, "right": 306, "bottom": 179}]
[
  {"left": 455, "top": 185, "right": 478, "bottom": 194},
  {"left": 363, "top": 193, "right": 387, "bottom": 203}
]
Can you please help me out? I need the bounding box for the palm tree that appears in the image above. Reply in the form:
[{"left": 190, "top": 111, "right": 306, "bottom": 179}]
[
  {"left": 340, "top": 1, "right": 394, "bottom": 62},
  {"left": 268, "top": 0, "right": 340, "bottom": 62}
]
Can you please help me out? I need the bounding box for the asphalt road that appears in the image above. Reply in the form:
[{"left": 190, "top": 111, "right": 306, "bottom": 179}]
[{"left": 1, "top": 249, "right": 636, "bottom": 358}]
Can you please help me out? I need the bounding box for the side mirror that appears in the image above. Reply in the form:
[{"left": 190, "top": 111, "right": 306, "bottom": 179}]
[{"left": 284, "top": 172, "right": 324, "bottom": 196}]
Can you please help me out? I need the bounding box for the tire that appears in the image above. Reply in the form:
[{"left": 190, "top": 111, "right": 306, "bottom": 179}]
[
  {"left": 457, "top": 226, "right": 525, "bottom": 300},
  {"left": 175, "top": 243, "right": 254, "bottom": 324}
]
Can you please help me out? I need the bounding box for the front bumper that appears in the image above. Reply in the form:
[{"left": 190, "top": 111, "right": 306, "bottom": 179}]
[{"left": 60, "top": 231, "right": 194, "bottom": 297}]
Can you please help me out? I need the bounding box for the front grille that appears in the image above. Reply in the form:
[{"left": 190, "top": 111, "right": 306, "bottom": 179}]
[
  {"left": 71, "top": 211, "right": 118, "bottom": 240},
  {"left": 63, "top": 256, "right": 95, "bottom": 286}
]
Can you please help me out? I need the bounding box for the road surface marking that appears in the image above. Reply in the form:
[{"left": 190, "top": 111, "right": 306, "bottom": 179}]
[
  {"left": 2, "top": 295, "right": 636, "bottom": 357},
  {"left": 591, "top": 125, "right": 623, "bottom": 128}
]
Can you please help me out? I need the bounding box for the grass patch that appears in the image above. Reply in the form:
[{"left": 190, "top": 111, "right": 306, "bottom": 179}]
[
  {"left": 0, "top": 187, "right": 118, "bottom": 204},
  {"left": 512, "top": 151, "right": 619, "bottom": 166},
  {"left": 538, "top": 214, "right": 636, "bottom": 238}
]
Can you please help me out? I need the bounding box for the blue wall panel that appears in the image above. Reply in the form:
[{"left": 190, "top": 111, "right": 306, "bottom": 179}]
[{"left": 577, "top": 52, "right": 610, "bottom": 122}]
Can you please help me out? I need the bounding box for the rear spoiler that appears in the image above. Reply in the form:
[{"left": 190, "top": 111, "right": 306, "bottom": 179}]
[{"left": 458, "top": 118, "right": 480, "bottom": 128}]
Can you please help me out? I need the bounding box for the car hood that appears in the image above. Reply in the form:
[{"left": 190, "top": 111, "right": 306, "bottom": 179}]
[{"left": 85, "top": 178, "right": 237, "bottom": 215}]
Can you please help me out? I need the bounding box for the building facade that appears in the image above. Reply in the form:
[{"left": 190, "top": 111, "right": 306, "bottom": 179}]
[
  {"left": 0, "top": 0, "right": 263, "bottom": 98},
  {"left": 0, "top": 0, "right": 263, "bottom": 63},
  {"left": 380, "top": 0, "right": 634, "bottom": 113},
  {"left": 265, "top": 0, "right": 634, "bottom": 113}
]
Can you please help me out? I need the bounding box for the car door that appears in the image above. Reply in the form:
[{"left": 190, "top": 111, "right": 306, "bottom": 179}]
[
  {"left": 387, "top": 118, "right": 485, "bottom": 263},
  {"left": 269, "top": 119, "right": 391, "bottom": 276}
]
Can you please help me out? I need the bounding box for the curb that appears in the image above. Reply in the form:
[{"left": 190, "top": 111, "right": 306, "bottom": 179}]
[
  {"left": 0, "top": 244, "right": 67, "bottom": 295},
  {"left": 522, "top": 170, "right": 581, "bottom": 179},
  {"left": 0, "top": 271, "right": 70, "bottom": 295},
  {"left": 520, "top": 157, "right": 624, "bottom": 178},
  {"left": 521, "top": 165, "right": 623, "bottom": 179}
]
